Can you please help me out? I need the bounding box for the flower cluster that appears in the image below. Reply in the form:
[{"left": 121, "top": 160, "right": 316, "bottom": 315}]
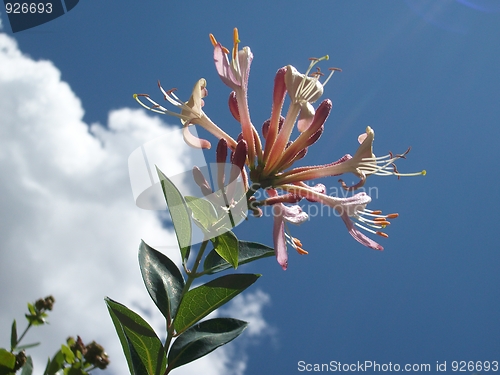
[{"left": 135, "top": 28, "right": 425, "bottom": 270}]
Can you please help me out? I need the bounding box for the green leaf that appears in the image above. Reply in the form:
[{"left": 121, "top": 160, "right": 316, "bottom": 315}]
[
  {"left": 105, "top": 298, "right": 166, "bottom": 375},
  {"left": 157, "top": 167, "right": 192, "bottom": 262},
  {"left": 45, "top": 350, "right": 64, "bottom": 375},
  {"left": 139, "top": 240, "right": 185, "bottom": 322},
  {"left": 15, "top": 343, "right": 40, "bottom": 351},
  {"left": 184, "top": 196, "right": 218, "bottom": 231},
  {"left": 204, "top": 241, "right": 275, "bottom": 274},
  {"left": 210, "top": 231, "right": 239, "bottom": 269},
  {"left": 61, "top": 345, "right": 75, "bottom": 364},
  {"left": 0, "top": 349, "right": 15, "bottom": 370},
  {"left": 20, "top": 356, "right": 33, "bottom": 375},
  {"left": 10, "top": 320, "right": 17, "bottom": 350},
  {"left": 168, "top": 318, "right": 247, "bottom": 370},
  {"left": 105, "top": 299, "right": 134, "bottom": 374},
  {"left": 26, "top": 303, "right": 36, "bottom": 316},
  {"left": 174, "top": 274, "right": 260, "bottom": 334}
]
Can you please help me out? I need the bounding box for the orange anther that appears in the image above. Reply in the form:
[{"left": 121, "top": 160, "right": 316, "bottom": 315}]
[
  {"left": 209, "top": 33, "right": 217, "bottom": 47},
  {"left": 376, "top": 231, "right": 389, "bottom": 238},
  {"left": 386, "top": 213, "right": 399, "bottom": 219},
  {"left": 292, "top": 237, "right": 303, "bottom": 247},
  {"left": 374, "top": 220, "right": 391, "bottom": 226},
  {"left": 371, "top": 210, "right": 382, "bottom": 215},
  {"left": 296, "top": 247, "right": 309, "bottom": 255}
]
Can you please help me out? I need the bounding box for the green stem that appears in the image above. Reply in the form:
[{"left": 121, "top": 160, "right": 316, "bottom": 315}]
[
  {"left": 12, "top": 322, "right": 32, "bottom": 351},
  {"left": 163, "top": 239, "right": 210, "bottom": 375}
]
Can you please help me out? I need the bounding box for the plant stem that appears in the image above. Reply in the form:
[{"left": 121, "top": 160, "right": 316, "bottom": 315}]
[
  {"left": 163, "top": 239, "right": 210, "bottom": 374},
  {"left": 12, "top": 322, "right": 32, "bottom": 351}
]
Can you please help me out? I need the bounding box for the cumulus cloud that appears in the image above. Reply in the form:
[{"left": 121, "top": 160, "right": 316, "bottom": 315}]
[{"left": 0, "top": 32, "right": 271, "bottom": 375}]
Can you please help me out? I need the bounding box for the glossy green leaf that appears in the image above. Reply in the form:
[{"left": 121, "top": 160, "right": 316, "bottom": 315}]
[
  {"left": 174, "top": 274, "right": 260, "bottom": 334},
  {"left": 168, "top": 318, "right": 247, "bottom": 370},
  {"left": 184, "top": 196, "right": 218, "bottom": 231},
  {"left": 0, "top": 349, "right": 15, "bottom": 370},
  {"left": 139, "top": 240, "right": 185, "bottom": 322},
  {"left": 20, "top": 356, "right": 33, "bottom": 375},
  {"left": 157, "top": 167, "right": 192, "bottom": 262},
  {"left": 10, "top": 320, "right": 17, "bottom": 350},
  {"left": 105, "top": 298, "right": 134, "bottom": 375},
  {"left": 105, "top": 298, "right": 166, "bottom": 375},
  {"left": 210, "top": 231, "right": 239, "bottom": 269},
  {"left": 204, "top": 241, "right": 275, "bottom": 274}
]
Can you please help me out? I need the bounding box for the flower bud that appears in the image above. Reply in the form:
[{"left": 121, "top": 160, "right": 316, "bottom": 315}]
[
  {"left": 228, "top": 91, "right": 240, "bottom": 122},
  {"left": 84, "top": 341, "right": 110, "bottom": 370},
  {"left": 231, "top": 139, "right": 248, "bottom": 171},
  {"left": 13, "top": 351, "right": 27, "bottom": 371},
  {"left": 192, "top": 167, "right": 213, "bottom": 196},
  {"left": 216, "top": 138, "right": 228, "bottom": 164}
]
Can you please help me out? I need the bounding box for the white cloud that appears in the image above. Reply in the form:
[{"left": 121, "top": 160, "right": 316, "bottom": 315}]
[{"left": 0, "top": 32, "right": 271, "bottom": 375}]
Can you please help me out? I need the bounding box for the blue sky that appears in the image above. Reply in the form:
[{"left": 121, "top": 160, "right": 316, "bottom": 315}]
[{"left": 1, "top": 1, "right": 499, "bottom": 374}]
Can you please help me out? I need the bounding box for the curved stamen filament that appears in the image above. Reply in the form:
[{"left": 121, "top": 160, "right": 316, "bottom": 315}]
[
  {"left": 358, "top": 149, "right": 426, "bottom": 177},
  {"left": 352, "top": 208, "right": 398, "bottom": 238},
  {"left": 284, "top": 226, "right": 308, "bottom": 255},
  {"left": 294, "top": 56, "right": 330, "bottom": 104}
]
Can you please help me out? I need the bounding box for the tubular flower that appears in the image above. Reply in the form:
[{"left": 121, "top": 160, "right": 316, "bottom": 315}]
[
  {"left": 135, "top": 28, "right": 425, "bottom": 269},
  {"left": 269, "top": 189, "right": 309, "bottom": 270},
  {"left": 274, "top": 126, "right": 426, "bottom": 189},
  {"left": 263, "top": 60, "right": 340, "bottom": 174},
  {"left": 210, "top": 28, "right": 258, "bottom": 167},
  {"left": 134, "top": 79, "right": 237, "bottom": 150}
]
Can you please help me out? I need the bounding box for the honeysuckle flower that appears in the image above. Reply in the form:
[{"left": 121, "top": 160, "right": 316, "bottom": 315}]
[
  {"left": 269, "top": 189, "right": 309, "bottom": 270},
  {"left": 135, "top": 27, "right": 425, "bottom": 269},
  {"left": 210, "top": 28, "right": 252, "bottom": 92},
  {"left": 134, "top": 79, "right": 237, "bottom": 150},
  {"left": 273, "top": 126, "right": 426, "bottom": 188},
  {"left": 263, "top": 61, "right": 339, "bottom": 175},
  {"left": 210, "top": 28, "right": 257, "bottom": 167},
  {"left": 279, "top": 185, "right": 396, "bottom": 251}
]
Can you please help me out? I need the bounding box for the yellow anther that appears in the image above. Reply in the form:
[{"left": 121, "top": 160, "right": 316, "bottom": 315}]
[
  {"left": 232, "top": 28, "right": 240, "bottom": 60},
  {"left": 422, "top": 170, "right": 427, "bottom": 176},
  {"left": 233, "top": 28, "right": 240, "bottom": 45}
]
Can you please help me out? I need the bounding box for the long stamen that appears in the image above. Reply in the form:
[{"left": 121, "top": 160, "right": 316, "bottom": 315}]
[
  {"left": 284, "top": 226, "right": 308, "bottom": 255},
  {"left": 351, "top": 207, "right": 398, "bottom": 238},
  {"left": 209, "top": 33, "right": 229, "bottom": 53},
  {"left": 294, "top": 56, "right": 329, "bottom": 104},
  {"left": 358, "top": 147, "right": 426, "bottom": 177}
]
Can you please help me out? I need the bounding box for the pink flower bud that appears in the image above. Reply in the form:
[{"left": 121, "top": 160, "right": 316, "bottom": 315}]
[{"left": 228, "top": 91, "right": 240, "bottom": 122}]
